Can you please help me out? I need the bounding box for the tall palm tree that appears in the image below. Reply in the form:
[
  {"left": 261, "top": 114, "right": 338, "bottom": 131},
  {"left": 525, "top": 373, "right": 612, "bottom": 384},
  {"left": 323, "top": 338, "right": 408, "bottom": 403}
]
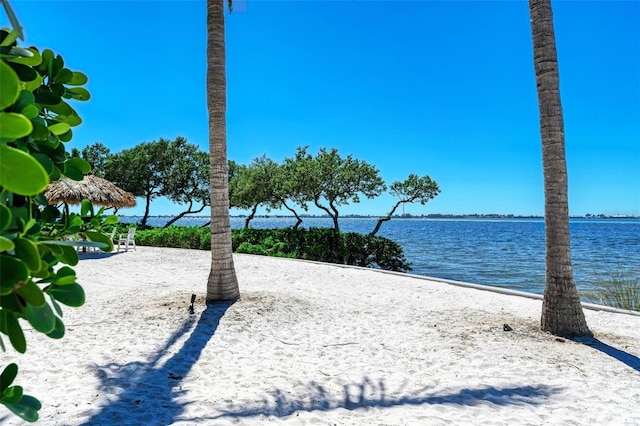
[
  {"left": 528, "top": 0, "right": 590, "bottom": 336},
  {"left": 206, "top": 0, "right": 239, "bottom": 301}
]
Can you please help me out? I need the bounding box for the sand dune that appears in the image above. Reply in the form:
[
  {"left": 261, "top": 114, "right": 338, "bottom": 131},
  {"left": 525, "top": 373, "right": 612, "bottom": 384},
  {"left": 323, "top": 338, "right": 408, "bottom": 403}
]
[{"left": 2, "top": 246, "right": 639, "bottom": 425}]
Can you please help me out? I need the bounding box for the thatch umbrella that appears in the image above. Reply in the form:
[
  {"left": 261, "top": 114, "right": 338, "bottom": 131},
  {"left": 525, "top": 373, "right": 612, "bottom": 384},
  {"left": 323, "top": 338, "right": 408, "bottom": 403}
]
[{"left": 45, "top": 174, "right": 136, "bottom": 208}]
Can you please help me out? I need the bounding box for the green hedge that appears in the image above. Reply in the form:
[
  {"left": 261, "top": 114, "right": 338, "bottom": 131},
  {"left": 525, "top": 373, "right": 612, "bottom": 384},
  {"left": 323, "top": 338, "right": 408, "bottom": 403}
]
[{"left": 129, "top": 225, "right": 411, "bottom": 272}]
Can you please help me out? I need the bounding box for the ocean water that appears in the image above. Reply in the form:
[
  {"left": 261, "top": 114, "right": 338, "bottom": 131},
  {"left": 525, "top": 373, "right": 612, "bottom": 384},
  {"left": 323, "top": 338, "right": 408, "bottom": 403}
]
[{"left": 121, "top": 216, "right": 639, "bottom": 296}]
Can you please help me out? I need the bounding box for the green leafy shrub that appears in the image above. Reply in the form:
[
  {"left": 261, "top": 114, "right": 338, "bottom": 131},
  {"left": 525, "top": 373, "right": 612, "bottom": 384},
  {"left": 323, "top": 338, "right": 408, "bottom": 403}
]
[
  {"left": 0, "top": 19, "right": 114, "bottom": 422},
  {"left": 134, "top": 225, "right": 411, "bottom": 272},
  {"left": 135, "top": 226, "right": 210, "bottom": 250},
  {"left": 232, "top": 227, "right": 411, "bottom": 272}
]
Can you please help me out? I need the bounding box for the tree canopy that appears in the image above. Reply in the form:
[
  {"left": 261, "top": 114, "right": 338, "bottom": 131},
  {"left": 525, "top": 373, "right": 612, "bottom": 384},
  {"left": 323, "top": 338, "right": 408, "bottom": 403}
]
[
  {"left": 228, "top": 147, "right": 439, "bottom": 231},
  {"left": 288, "top": 146, "right": 387, "bottom": 231},
  {"left": 79, "top": 138, "right": 210, "bottom": 227},
  {"left": 370, "top": 174, "right": 440, "bottom": 236}
]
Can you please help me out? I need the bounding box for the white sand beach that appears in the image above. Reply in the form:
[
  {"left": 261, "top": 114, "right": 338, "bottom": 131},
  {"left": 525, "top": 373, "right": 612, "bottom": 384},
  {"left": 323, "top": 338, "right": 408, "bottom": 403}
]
[{"left": 2, "top": 246, "right": 639, "bottom": 425}]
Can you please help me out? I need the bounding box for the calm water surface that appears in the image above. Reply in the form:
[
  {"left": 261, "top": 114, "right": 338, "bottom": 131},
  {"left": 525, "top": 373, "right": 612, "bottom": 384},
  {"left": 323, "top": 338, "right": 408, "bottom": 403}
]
[{"left": 124, "top": 216, "right": 640, "bottom": 296}]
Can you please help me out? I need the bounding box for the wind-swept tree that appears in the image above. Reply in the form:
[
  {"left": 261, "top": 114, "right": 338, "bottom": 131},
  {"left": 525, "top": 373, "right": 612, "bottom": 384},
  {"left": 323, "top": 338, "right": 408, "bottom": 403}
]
[
  {"left": 206, "top": 0, "right": 239, "bottom": 301},
  {"left": 370, "top": 174, "right": 440, "bottom": 236},
  {"left": 229, "top": 155, "right": 307, "bottom": 228},
  {"left": 270, "top": 158, "right": 307, "bottom": 228},
  {"left": 529, "top": 0, "right": 591, "bottom": 336},
  {"left": 292, "top": 147, "right": 386, "bottom": 232},
  {"left": 229, "top": 155, "right": 279, "bottom": 228},
  {"left": 106, "top": 138, "right": 173, "bottom": 227},
  {"left": 161, "top": 140, "right": 210, "bottom": 227}
]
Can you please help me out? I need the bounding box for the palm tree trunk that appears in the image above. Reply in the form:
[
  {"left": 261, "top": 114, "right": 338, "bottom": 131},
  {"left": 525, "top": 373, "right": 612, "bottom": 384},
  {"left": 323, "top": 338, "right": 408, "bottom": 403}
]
[
  {"left": 206, "top": 0, "right": 239, "bottom": 302},
  {"left": 529, "top": 0, "right": 590, "bottom": 337}
]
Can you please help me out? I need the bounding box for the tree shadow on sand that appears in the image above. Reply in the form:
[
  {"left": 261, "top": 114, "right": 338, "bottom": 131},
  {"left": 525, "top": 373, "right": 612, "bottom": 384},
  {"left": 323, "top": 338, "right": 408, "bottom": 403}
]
[
  {"left": 572, "top": 337, "right": 640, "bottom": 372},
  {"left": 79, "top": 300, "right": 235, "bottom": 425},
  {"left": 206, "top": 378, "right": 561, "bottom": 421}
]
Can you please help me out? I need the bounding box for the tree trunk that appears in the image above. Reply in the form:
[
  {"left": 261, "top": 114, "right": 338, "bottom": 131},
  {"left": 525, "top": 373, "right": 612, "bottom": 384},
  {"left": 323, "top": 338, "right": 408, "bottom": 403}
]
[
  {"left": 141, "top": 192, "right": 152, "bottom": 227},
  {"left": 281, "top": 200, "right": 303, "bottom": 229},
  {"left": 529, "top": 0, "right": 590, "bottom": 337},
  {"left": 163, "top": 202, "right": 206, "bottom": 228},
  {"left": 370, "top": 200, "right": 403, "bottom": 236},
  {"left": 245, "top": 204, "right": 258, "bottom": 229},
  {"left": 206, "top": 0, "right": 239, "bottom": 302},
  {"left": 314, "top": 199, "right": 339, "bottom": 231}
]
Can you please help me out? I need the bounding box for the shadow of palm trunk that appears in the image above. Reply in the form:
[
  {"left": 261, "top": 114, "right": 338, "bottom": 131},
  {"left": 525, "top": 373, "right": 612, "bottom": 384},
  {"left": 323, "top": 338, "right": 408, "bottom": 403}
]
[
  {"left": 572, "top": 337, "right": 640, "bottom": 372},
  {"left": 81, "top": 300, "right": 235, "bottom": 425}
]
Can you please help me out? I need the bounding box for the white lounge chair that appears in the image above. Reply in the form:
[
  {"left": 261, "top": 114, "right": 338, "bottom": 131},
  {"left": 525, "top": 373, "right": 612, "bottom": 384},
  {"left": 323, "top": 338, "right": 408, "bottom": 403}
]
[{"left": 117, "top": 227, "right": 137, "bottom": 252}]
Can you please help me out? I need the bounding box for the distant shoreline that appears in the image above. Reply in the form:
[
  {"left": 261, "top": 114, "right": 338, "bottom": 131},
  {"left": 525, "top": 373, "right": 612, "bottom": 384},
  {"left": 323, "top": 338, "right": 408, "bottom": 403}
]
[{"left": 118, "top": 214, "right": 640, "bottom": 220}]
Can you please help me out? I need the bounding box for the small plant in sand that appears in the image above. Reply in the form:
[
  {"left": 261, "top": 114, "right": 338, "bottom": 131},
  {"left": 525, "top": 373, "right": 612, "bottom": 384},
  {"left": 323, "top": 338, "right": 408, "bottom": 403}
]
[
  {"left": 583, "top": 265, "right": 640, "bottom": 312},
  {"left": 0, "top": 4, "right": 115, "bottom": 421}
]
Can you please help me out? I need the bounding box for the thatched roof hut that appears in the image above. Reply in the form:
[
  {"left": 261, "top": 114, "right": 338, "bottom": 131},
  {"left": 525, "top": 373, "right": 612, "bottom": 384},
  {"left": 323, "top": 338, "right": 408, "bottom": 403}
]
[{"left": 44, "top": 174, "right": 136, "bottom": 208}]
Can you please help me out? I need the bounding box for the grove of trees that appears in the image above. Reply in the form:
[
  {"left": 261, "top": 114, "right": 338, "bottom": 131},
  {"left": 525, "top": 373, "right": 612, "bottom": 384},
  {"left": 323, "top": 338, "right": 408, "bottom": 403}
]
[{"left": 80, "top": 141, "right": 441, "bottom": 234}]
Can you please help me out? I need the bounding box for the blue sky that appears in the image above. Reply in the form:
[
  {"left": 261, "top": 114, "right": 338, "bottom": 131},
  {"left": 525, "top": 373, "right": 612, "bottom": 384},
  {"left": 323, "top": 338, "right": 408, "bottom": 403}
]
[{"left": 5, "top": 1, "right": 639, "bottom": 217}]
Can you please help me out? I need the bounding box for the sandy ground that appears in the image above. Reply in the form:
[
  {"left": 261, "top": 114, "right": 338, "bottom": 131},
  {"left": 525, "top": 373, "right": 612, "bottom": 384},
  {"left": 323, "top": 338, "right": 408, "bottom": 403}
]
[{"left": 2, "top": 246, "right": 639, "bottom": 425}]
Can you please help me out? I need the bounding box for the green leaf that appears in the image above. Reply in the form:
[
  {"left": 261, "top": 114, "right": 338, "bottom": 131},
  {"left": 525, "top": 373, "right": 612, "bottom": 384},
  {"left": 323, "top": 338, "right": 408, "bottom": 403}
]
[
  {"left": 52, "top": 54, "right": 64, "bottom": 78},
  {"left": 0, "top": 255, "right": 28, "bottom": 295},
  {"left": 66, "top": 157, "right": 90, "bottom": 174},
  {"left": 54, "top": 68, "right": 73, "bottom": 84},
  {"left": 104, "top": 215, "right": 119, "bottom": 225},
  {"left": 54, "top": 266, "right": 76, "bottom": 284},
  {"left": 6, "top": 62, "right": 37, "bottom": 83},
  {"left": 48, "top": 122, "right": 70, "bottom": 136},
  {"left": 45, "top": 100, "right": 73, "bottom": 116},
  {"left": 10, "top": 206, "right": 28, "bottom": 230},
  {"left": 54, "top": 275, "right": 76, "bottom": 285},
  {"left": 41, "top": 242, "right": 63, "bottom": 256},
  {"left": 41, "top": 205, "right": 60, "bottom": 221},
  {"left": 46, "top": 315, "right": 64, "bottom": 339},
  {"left": 0, "top": 203, "right": 11, "bottom": 233},
  {"left": 23, "top": 74, "right": 43, "bottom": 92},
  {"left": 58, "top": 129, "right": 72, "bottom": 142},
  {"left": 2, "top": 394, "right": 41, "bottom": 422},
  {"left": 34, "top": 89, "right": 60, "bottom": 106},
  {"left": 64, "top": 87, "right": 90, "bottom": 101},
  {"left": 0, "top": 291, "right": 23, "bottom": 313},
  {"left": 49, "top": 165, "right": 61, "bottom": 181},
  {"left": 0, "top": 61, "right": 20, "bottom": 109},
  {"left": 85, "top": 230, "right": 113, "bottom": 252},
  {"left": 0, "top": 145, "right": 49, "bottom": 196},
  {"left": 0, "top": 364, "right": 18, "bottom": 394},
  {"left": 32, "top": 153, "right": 54, "bottom": 176},
  {"left": 16, "top": 280, "right": 46, "bottom": 307},
  {"left": 30, "top": 118, "right": 48, "bottom": 140},
  {"left": 0, "top": 236, "right": 14, "bottom": 252},
  {"left": 5, "top": 311, "right": 26, "bottom": 353},
  {"left": 13, "top": 90, "right": 35, "bottom": 112},
  {"left": 0, "top": 112, "right": 33, "bottom": 140},
  {"left": 80, "top": 199, "right": 93, "bottom": 217},
  {"left": 68, "top": 71, "right": 88, "bottom": 86},
  {"left": 48, "top": 283, "right": 84, "bottom": 307},
  {"left": 58, "top": 244, "right": 79, "bottom": 266},
  {"left": 56, "top": 266, "right": 75, "bottom": 278},
  {"left": 63, "top": 165, "right": 84, "bottom": 181},
  {"left": 4, "top": 46, "right": 42, "bottom": 67},
  {"left": 25, "top": 302, "right": 56, "bottom": 334},
  {"left": 61, "top": 114, "right": 82, "bottom": 127},
  {"left": 2, "top": 385, "right": 23, "bottom": 404},
  {"left": 13, "top": 89, "right": 35, "bottom": 107},
  {"left": 19, "top": 104, "right": 39, "bottom": 119},
  {"left": 48, "top": 293, "right": 63, "bottom": 317},
  {"left": 13, "top": 238, "right": 42, "bottom": 272}
]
